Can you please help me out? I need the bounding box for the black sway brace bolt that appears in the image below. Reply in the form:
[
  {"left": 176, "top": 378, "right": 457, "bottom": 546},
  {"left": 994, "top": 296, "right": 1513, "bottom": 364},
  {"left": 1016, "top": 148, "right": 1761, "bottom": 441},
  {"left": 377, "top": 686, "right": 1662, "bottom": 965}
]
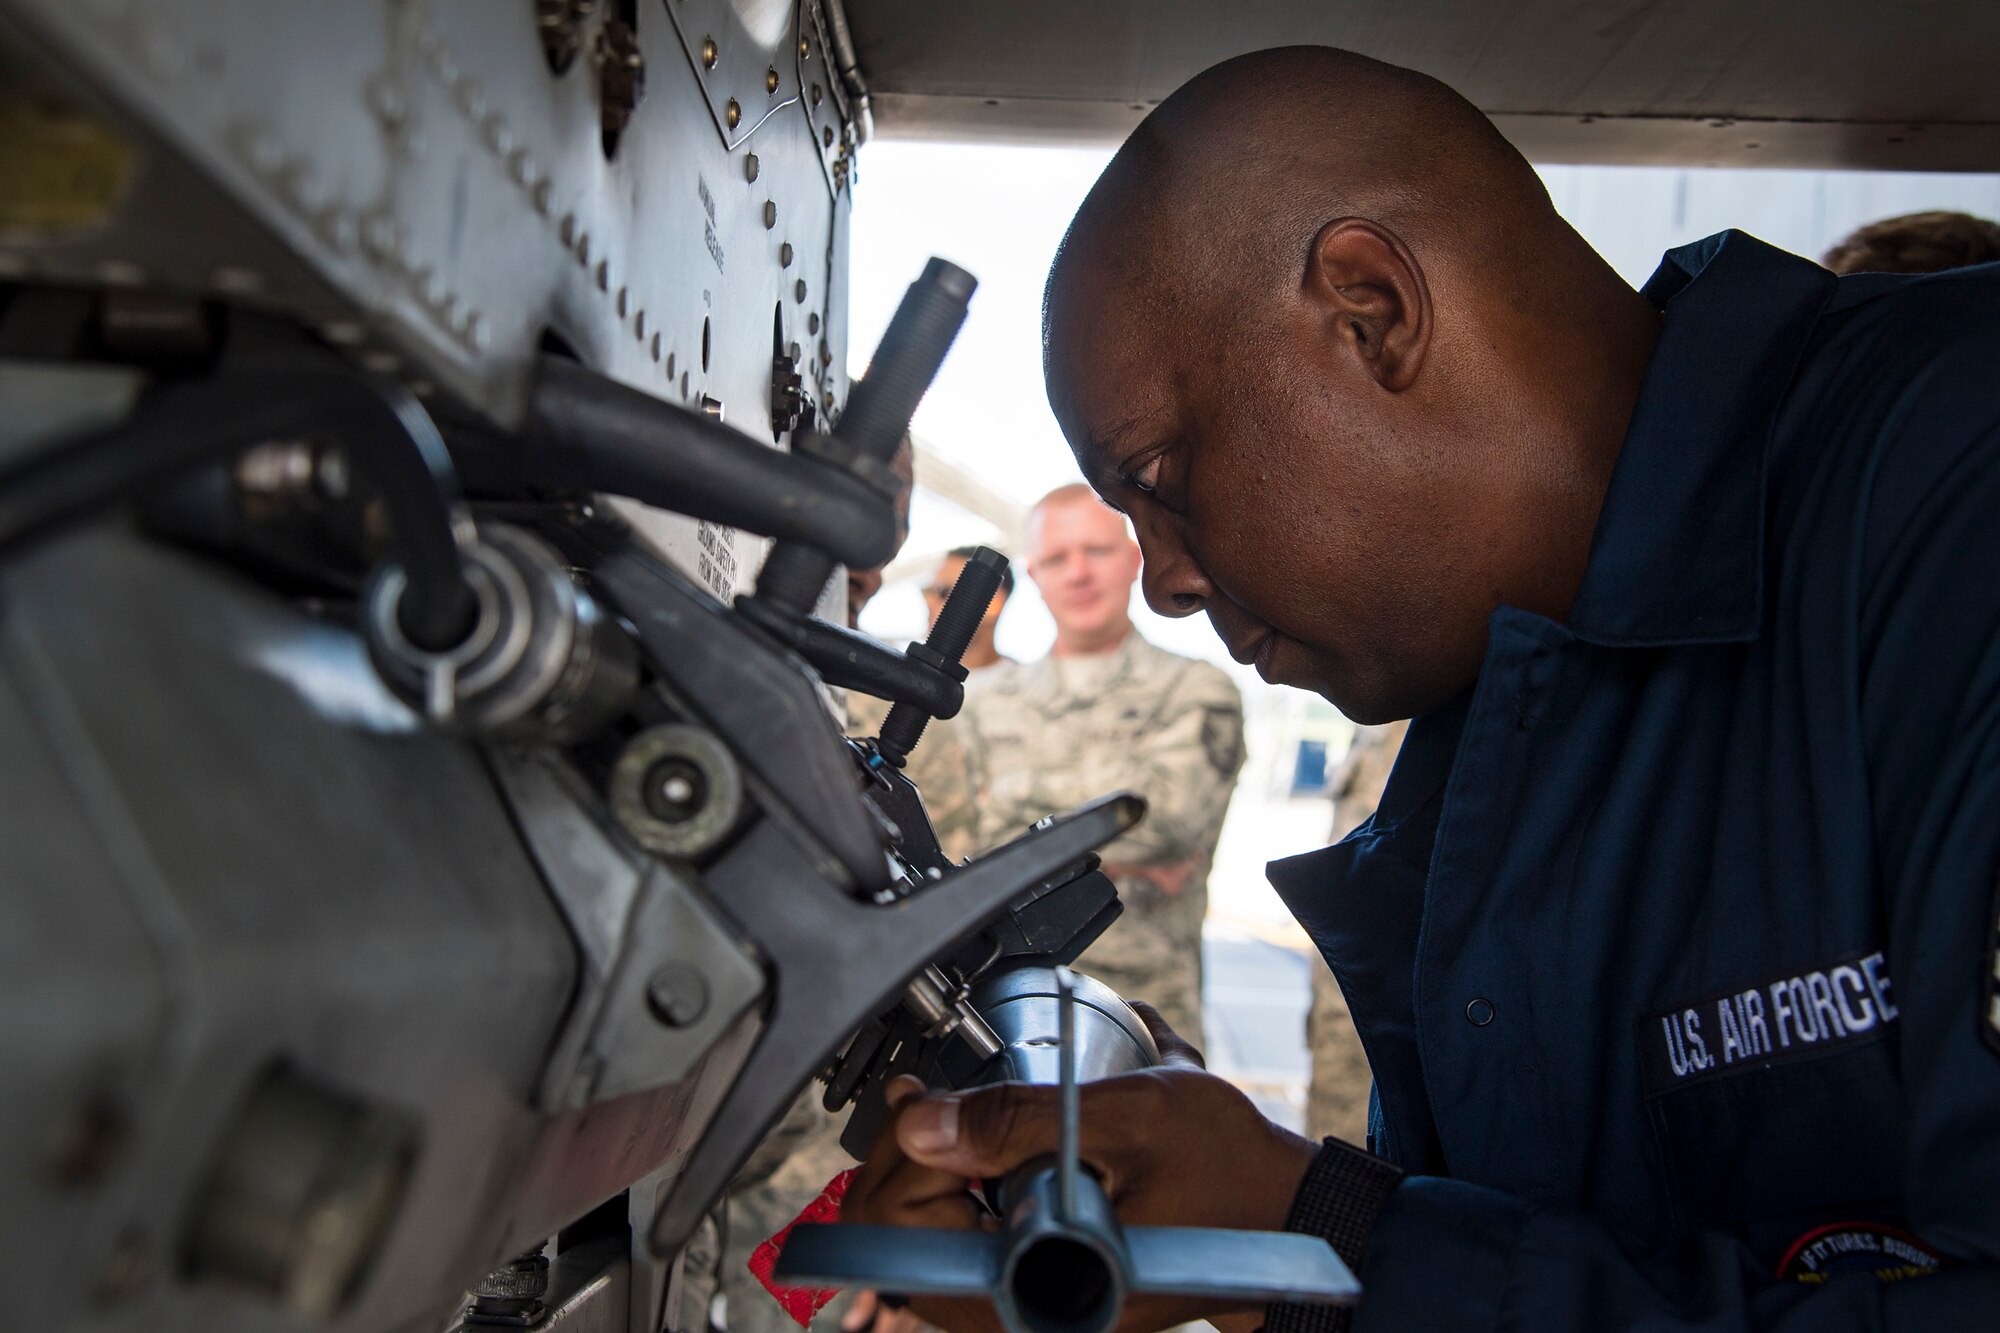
[
  {"left": 750, "top": 257, "right": 976, "bottom": 620},
  {"left": 876, "top": 545, "right": 1009, "bottom": 766}
]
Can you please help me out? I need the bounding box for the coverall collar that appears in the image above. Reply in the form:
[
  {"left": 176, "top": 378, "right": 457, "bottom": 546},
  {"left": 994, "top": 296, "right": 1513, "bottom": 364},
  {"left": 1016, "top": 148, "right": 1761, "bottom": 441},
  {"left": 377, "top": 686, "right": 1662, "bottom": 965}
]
[{"left": 1564, "top": 230, "right": 1836, "bottom": 649}]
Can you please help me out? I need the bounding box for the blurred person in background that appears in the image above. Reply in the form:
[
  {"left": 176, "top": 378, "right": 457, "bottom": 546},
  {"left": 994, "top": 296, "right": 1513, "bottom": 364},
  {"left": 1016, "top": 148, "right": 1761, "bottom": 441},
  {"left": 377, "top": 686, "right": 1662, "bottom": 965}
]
[
  {"left": 1821, "top": 209, "right": 2000, "bottom": 275},
  {"left": 1303, "top": 721, "right": 1405, "bottom": 1142},
  {"left": 962, "top": 483, "right": 1245, "bottom": 1043}
]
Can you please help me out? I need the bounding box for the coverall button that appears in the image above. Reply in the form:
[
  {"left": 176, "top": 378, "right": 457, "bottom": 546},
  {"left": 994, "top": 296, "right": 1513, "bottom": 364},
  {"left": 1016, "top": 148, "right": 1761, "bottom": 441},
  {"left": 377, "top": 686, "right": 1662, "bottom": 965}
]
[{"left": 1465, "top": 997, "right": 1496, "bottom": 1026}]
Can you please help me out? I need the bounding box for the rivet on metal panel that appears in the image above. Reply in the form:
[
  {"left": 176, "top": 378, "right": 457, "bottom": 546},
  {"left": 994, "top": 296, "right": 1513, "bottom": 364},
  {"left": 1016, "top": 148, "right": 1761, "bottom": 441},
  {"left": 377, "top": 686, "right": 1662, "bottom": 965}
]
[
  {"left": 766, "top": 67, "right": 780, "bottom": 94},
  {"left": 819, "top": 339, "right": 831, "bottom": 365},
  {"left": 666, "top": 352, "right": 677, "bottom": 379},
  {"left": 646, "top": 964, "right": 711, "bottom": 1027},
  {"left": 279, "top": 162, "right": 326, "bottom": 214},
  {"left": 559, "top": 213, "right": 577, "bottom": 245},
  {"left": 763, "top": 201, "right": 777, "bottom": 229},
  {"left": 596, "top": 259, "right": 610, "bottom": 291},
  {"left": 236, "top": 124, "right": 284, "bottom": 177},
  {"left": 366, "top": 77, "right": 406, "bottom": 129},
  {"left": 361, "top": 213, "right": 400, "bottom": 265},
  {"left": 702, "top": 37, "right": 717, "bottom": 69},
  {"left": 650, "top": 330, "right": 662, "bottom": 359},
  {"left": 635, "top": 309, "right": 647, "bottom": 339},
  {"left": 317, "top": 210, "right": 358, "bottom": 255},
  {"left": 412, "top": 267, "right": 443, "bottom": 308},
  {"left": 617, "top": 287, "right": 629, "bottom": 317},
  {"left": 464, "top": 313, "right": 490, "bottom": 352},
  {"left": 822, "top": 125, "right": 834, "bottom": 148},
  {"left": 811, "top": 82, "right": 822, "bottom": 107},
  {"left": 726, "top": 99, "right": 741, "bottom": 129},
  {"left": 576, "top": 232, "right": 592, "bottom": 265},
  {"left": 779, "top": 241, "right": 793, "bottom": 267},
  {"left": 794, "top": 278, "right": 807, "bottom": 303},
  {"left": 799, "top": 36, "right": 810, "bottom": 59},
  {"left": 532, "top": 179, "right": 553, "bottom": 214},
  {"left": 807, "top": 311, "right": 819, "bottom": 335},
  {"left": 679, "top": 371, "right": 690, "bottom": 399},
  {"left": 484, "top": 113, "right": 513, "bottom": 155}
]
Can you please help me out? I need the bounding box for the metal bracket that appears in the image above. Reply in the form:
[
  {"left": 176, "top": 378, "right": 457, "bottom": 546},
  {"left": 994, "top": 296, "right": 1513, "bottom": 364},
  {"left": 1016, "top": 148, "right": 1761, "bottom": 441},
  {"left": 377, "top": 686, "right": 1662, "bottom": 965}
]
[{"left": 489, "top": 748, "right": 765, "bottom": 1110}]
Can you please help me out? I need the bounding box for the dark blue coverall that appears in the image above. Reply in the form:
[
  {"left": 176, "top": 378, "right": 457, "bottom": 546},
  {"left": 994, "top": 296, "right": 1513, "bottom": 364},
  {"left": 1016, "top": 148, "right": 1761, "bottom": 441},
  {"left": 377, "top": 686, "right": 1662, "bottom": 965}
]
[{"left": 1268, "top": 232, "right": 2000, "bottom": 1329}]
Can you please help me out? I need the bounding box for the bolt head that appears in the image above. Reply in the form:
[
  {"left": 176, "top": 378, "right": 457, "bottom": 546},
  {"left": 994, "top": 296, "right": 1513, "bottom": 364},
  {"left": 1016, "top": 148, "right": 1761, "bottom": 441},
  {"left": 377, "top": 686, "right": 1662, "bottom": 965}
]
[{"left": 646, "top": 964, "right": 710, "bottom": 1027}]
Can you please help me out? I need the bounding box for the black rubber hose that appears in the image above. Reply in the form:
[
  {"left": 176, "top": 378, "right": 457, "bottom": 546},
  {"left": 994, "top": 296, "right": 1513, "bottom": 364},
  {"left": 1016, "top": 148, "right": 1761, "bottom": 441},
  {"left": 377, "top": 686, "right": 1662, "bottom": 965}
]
[
  {"left": 878, "top": 546, "right": 1008, "bottom": 765},
  {"left": 751, "top": 257, "right": 976, "bottom": 620},
  {"left": 522, "top": 356, "right": 900, "bottom": 571},
  {"left": 775, "top": 616, "right": 962, "bottom": 719},
  {"left": 0, "top": 370, "right": 477, "bottom": 650}
]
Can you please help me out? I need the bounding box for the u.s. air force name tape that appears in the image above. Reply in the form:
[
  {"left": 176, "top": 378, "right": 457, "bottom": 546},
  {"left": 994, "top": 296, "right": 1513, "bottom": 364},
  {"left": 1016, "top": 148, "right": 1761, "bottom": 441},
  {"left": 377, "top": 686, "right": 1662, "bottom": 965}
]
[{"left": 1638, "top": 950, "right": 1897, "bottom": 1095}]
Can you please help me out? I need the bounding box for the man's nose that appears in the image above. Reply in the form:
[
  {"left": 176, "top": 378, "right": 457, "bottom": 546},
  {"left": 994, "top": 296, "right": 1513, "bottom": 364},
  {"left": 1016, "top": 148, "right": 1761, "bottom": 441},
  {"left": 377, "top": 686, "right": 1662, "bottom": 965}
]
[{"left": 1135, "top": 518, "right": 1211, "bottom": 619}]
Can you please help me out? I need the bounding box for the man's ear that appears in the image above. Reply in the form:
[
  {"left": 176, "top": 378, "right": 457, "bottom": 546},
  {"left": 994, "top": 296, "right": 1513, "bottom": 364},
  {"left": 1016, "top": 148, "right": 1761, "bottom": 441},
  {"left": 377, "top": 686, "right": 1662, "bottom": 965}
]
[{"left": 1304, "top": 219, "right": 1432, "bottom": 392}]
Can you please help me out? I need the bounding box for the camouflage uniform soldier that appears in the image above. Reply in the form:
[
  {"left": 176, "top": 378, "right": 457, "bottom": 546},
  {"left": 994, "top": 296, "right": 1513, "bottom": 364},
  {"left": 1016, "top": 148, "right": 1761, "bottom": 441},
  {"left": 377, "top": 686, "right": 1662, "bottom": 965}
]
[
  {"left": 1305, "top": 719, "right": 1408, "bottom": 1142},
  {"left": 963, "top": 485, "right": 1245, "bottom": 1042}
]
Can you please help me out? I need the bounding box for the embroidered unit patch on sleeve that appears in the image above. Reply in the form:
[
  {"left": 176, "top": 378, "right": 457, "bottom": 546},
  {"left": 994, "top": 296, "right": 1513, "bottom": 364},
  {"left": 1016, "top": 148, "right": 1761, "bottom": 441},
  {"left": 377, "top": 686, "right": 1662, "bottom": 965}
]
[{"left": 1776, "top": 1222, "right": 1943, "bottom": 1284}]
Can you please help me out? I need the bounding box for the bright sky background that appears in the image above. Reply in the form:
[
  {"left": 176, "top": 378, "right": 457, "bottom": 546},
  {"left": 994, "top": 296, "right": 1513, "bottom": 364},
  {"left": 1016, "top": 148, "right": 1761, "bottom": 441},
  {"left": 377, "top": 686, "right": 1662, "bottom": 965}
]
[{"left": 846, "top": 143, "right": 2000, "bottom": 673}]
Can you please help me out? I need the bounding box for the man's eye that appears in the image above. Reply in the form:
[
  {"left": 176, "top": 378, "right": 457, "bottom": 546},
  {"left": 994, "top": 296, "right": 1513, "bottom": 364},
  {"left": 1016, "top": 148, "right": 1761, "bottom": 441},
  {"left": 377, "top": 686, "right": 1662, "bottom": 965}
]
[{"left": 1126, "top": 456, "right": 1162, "bottom": 495}]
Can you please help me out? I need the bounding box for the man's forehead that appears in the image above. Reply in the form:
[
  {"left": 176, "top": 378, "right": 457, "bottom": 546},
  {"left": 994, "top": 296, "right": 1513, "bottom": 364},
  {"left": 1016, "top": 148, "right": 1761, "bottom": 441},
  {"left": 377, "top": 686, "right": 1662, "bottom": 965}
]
[{"left": 1029, "top": 493, "right": 1132, "bottom": 549}]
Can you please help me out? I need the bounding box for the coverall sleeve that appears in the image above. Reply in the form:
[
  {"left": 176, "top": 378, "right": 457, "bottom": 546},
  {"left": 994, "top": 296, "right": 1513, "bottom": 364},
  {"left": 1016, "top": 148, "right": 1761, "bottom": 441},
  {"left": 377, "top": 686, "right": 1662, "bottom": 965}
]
[{"left": 1340, "top": 321, "right": 2000, "bottom": 1333}]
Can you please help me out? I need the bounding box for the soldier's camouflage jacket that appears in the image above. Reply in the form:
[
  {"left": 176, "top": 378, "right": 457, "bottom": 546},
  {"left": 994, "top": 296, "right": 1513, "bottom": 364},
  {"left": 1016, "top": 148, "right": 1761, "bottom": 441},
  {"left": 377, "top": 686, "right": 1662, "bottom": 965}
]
[{"left": 960, "top": 631, "right": 1245, "bottom": 1040}]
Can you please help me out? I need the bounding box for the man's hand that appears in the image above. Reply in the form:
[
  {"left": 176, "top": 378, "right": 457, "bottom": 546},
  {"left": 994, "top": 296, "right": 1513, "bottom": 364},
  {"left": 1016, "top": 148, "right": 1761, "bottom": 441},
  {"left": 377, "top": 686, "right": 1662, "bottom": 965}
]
[{"left": 838, "top": 1005, "right": 1319, "bottom": 1333}]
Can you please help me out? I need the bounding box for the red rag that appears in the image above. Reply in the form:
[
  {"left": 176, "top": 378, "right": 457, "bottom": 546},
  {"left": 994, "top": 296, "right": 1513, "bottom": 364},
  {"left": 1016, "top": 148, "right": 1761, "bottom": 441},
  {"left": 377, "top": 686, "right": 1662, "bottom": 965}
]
[{"left": 747, "top": 1168, "right": 858, "bottom": 1328}]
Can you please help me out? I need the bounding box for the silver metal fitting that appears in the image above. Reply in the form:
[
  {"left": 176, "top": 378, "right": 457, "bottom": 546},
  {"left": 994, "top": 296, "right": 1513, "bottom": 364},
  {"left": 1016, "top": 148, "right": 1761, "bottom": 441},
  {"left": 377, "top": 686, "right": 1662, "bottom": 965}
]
[
  {"left": 363, "top": 524, "right": 637, "bottom": 739},
  {"left": 608, "top": 724, "right": 744, "bottom": 860}
]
